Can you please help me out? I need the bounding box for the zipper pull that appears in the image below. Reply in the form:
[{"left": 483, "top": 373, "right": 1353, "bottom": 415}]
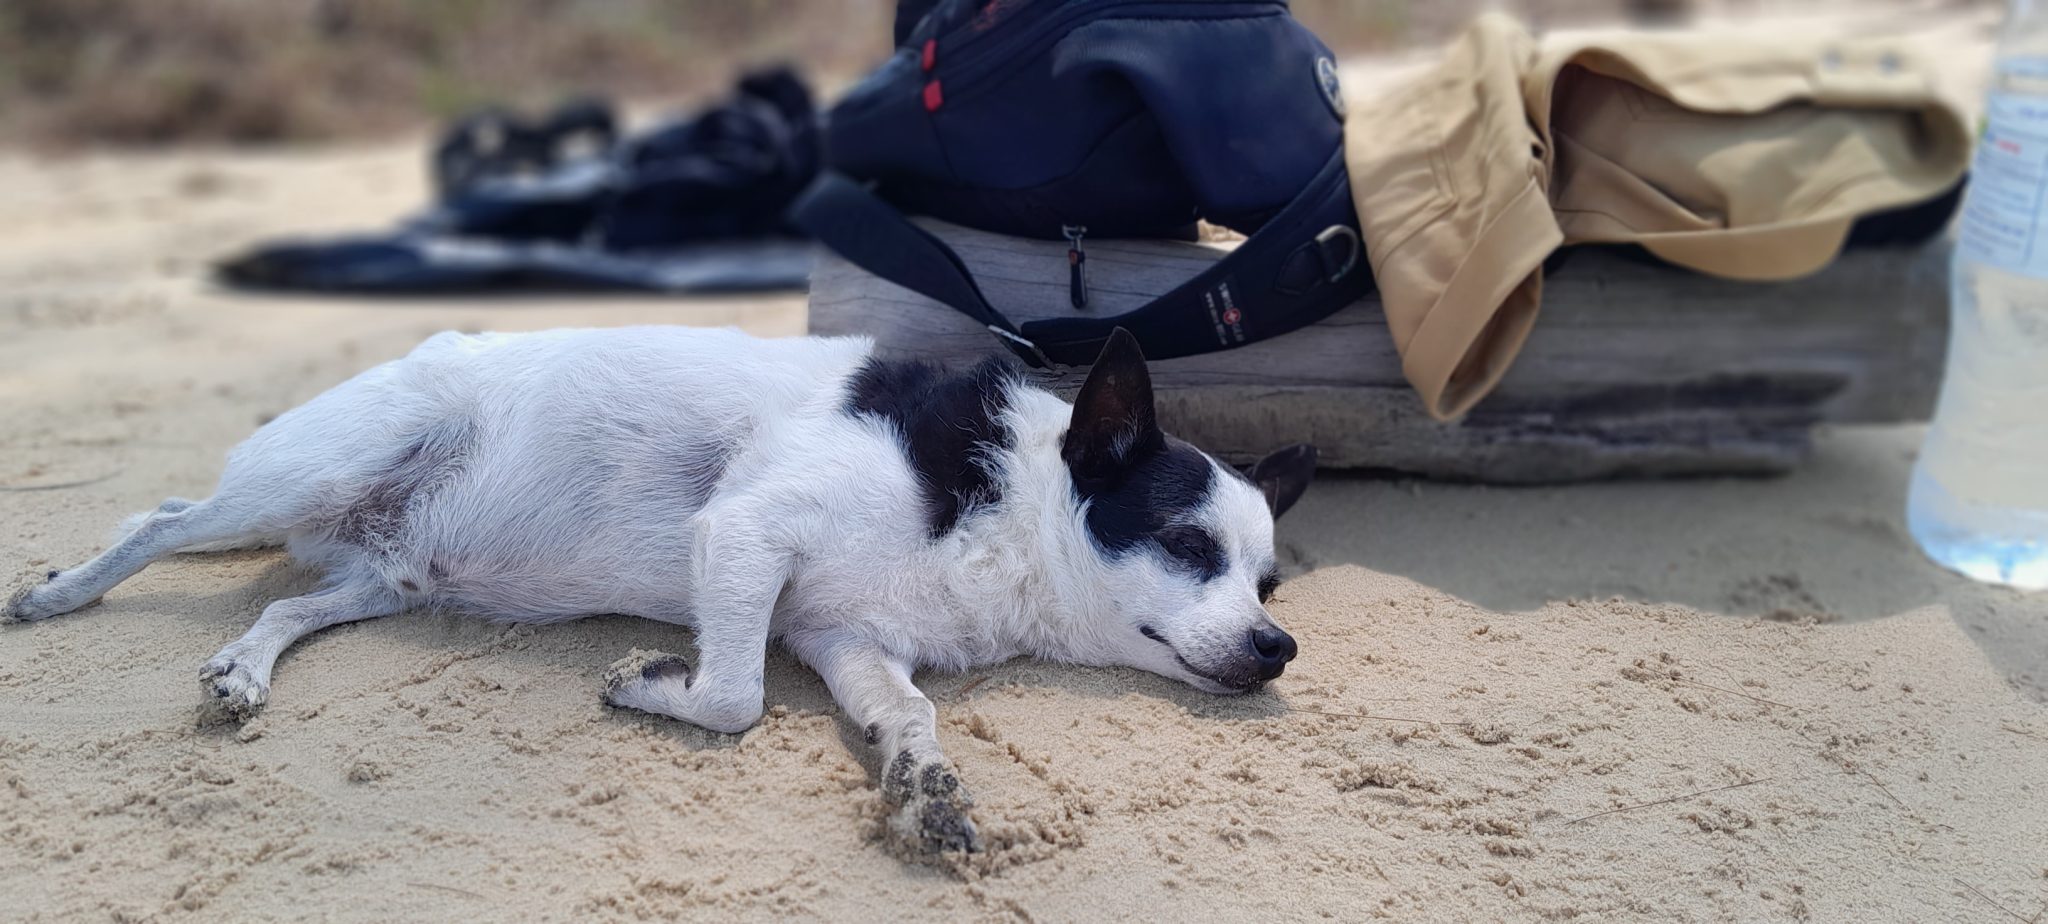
[{"left": 1063, "top": 224, "right": 1089, "bottom": 311}]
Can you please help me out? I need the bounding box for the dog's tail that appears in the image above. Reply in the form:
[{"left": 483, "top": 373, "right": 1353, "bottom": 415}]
[{"left": 110, "top": 511, "right": 283, "bottom": 554}]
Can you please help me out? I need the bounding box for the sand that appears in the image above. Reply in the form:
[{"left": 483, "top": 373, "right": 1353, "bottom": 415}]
[{"left": 6, "top": 29, "right": 2048, "bottom": 923}]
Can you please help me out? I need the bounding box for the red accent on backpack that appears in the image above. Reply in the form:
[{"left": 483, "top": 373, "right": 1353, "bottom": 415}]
[{"left": 923, "top": 80, "right": 944, "bottom": 112}]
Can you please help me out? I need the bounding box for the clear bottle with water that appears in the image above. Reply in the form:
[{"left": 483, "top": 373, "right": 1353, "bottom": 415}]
[{"left": 1908, "top": 0, "right": 2048, "bottom": 589}]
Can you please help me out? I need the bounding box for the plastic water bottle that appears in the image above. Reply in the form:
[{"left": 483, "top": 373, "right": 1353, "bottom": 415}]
[{"left": 1907, "top": 0, "right": 2048, "bottom": 589}]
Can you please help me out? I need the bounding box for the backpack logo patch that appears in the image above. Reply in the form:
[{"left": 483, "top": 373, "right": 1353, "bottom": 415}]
[
  {"left": 1205, "top": 282, "right": 1245, "bottom": 345},
  {"left": 1316, "top": 57, "right": 1345, "bottom": 120}
]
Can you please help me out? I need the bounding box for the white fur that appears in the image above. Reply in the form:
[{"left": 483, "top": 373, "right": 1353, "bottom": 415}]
[{"left": 6, "top": 326, "right": 1291, "bottom": 855}]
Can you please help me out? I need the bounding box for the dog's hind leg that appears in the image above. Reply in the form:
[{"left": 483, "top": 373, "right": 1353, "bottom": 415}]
[
  {"left": 199, "top": 577, "right": 402, "bottom": 719},
  {"left": 111, "top": 497, "right": 281, "bottom": 554},
  {"left": 7, "top": 497, "right": 274, "bottom": 622}
]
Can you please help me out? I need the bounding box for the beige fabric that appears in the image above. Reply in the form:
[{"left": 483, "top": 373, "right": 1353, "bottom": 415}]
[{"left": 1345, "top": 15, "right": 1974, "bottom": 420}]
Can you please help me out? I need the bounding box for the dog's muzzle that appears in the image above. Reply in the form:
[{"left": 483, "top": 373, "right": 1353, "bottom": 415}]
[{"left": 1246, "top": 623, "right": 1298, "bottom": 682}]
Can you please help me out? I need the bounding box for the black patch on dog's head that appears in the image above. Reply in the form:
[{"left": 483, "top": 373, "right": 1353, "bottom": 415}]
[
  {"left": 844, "top": 355, "right": 1019, "bottom": 539},
  {"left": 1079, "top": 437, "right": 1219, "bottom": 567},
  {"left": 1063, "top": 330, "right": 1224, "bottom": 577}
]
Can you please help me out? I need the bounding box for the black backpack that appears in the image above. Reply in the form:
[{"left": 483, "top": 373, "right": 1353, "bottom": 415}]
[
  {"left": 217, "top": 70, "right": 822, "bottom": 294},
  {"left": 792, "top": 0, "right": 1372, "bottom": 368}
]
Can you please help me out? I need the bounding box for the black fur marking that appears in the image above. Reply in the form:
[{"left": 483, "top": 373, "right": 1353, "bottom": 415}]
[
  {"left": 864, "top": 722, "right": 882, "bottom": 746},
  {"left": 334, "top": 420, "right": 472, "bottom": 549},
  {"left": 1156, "top": 525, "right": 1224, "bottom": 580},
  {"left": 44, "top": 570, "right": 59, "bottom": 582},
  {"left": 1257, "top": 568, "right": 1281, "bottom": 603},
  {"left": 843, "top": 356, "right": 1019, "bottom": 539},
  {"left": 1074, "top": 436, "right": 1222, "bottom": 578},
  {"left": 398, "top": 579, "right": 420, "bottom": 593}
]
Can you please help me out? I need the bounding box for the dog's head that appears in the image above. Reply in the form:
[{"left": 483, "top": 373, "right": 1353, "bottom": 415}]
[{"left": 1061, "top": 329, "right": 1315, "bottom": 695}]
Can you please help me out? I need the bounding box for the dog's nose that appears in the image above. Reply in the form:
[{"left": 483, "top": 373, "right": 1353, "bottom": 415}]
[{"left": 1248, "top": 625, "right": 1297, "bottom": 680}]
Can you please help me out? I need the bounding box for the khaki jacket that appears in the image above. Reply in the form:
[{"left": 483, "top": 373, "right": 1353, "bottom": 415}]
[{"left": 1344, "top": 14, "right": 1973, "bottom": 420}]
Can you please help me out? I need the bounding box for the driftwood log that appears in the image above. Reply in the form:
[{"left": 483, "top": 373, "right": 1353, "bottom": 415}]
[{"left": 808, "top": 220, "right": 1947, "bottom": 482}]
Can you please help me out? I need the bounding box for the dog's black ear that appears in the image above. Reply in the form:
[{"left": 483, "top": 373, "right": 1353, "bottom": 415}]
[
  {"left": 1063, "top": 328, "right": 1162, "bottom": 486},
  {"left": 1249, "top": 443, "right": 1317, "bottom": 519}
]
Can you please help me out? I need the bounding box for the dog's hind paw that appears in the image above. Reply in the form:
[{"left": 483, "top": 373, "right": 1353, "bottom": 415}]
[
  {"left": 199, "top": 657, "right": 268, "bottom": 721},
  {"left": 5, "top": 572, "right": 70, "bottom": 623},
  {"left": 2, "top": 582, "right": 34, "bottom": 623},
  {"left": 600, "top": 648, "right": 694, "bottom": 710}
]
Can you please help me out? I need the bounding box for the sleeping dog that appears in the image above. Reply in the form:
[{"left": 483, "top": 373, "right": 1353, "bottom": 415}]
[{"left": 5, "top": 326, "right": 1313, "bottom": 856}]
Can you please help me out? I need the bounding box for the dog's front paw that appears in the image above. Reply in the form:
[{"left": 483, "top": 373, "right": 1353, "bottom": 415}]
[
  {"left": 199, "top": 656, "right": 268, "bottom": 721},
  {"left": 898, "top": 791, "right": 980, "bottom": 855},
  {"left": 883, "top": 751, "right": 980, "bottom": 856}
]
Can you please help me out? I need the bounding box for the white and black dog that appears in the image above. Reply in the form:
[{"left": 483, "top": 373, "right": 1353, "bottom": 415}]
[{"left": 6, "top": 325, "right": 1313, "bottom": 855}]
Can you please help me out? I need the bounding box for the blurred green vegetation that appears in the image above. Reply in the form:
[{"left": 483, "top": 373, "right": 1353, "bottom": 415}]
[
  {"left": 0, "top": 0, "right": 1663, "bottom": 148},
  {"left": 0, "top": 0, "right": 895, "bottom": 146}
]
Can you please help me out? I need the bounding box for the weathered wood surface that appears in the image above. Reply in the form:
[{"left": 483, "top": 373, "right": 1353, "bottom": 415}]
[{"left": 808, "top": 220, "right": 1948, "bottom": 482}]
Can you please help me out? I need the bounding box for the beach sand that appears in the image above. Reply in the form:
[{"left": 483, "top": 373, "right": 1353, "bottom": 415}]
[{"left": 6, "top": 38, "right": 2048, "bottom": 922}]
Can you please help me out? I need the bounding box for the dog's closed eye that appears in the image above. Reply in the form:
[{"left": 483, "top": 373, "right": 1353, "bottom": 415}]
[
  {"left": 1257, "top": 568, "right": 1281, "bottom": 603},
  {"left": 1155, "top": 526, "right": 1223, "bottom": 580}
]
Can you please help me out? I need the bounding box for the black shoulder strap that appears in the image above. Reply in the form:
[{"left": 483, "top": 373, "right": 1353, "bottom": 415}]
[{"left": 789, "top": 145, "right": 1371, "bottom": 368}]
